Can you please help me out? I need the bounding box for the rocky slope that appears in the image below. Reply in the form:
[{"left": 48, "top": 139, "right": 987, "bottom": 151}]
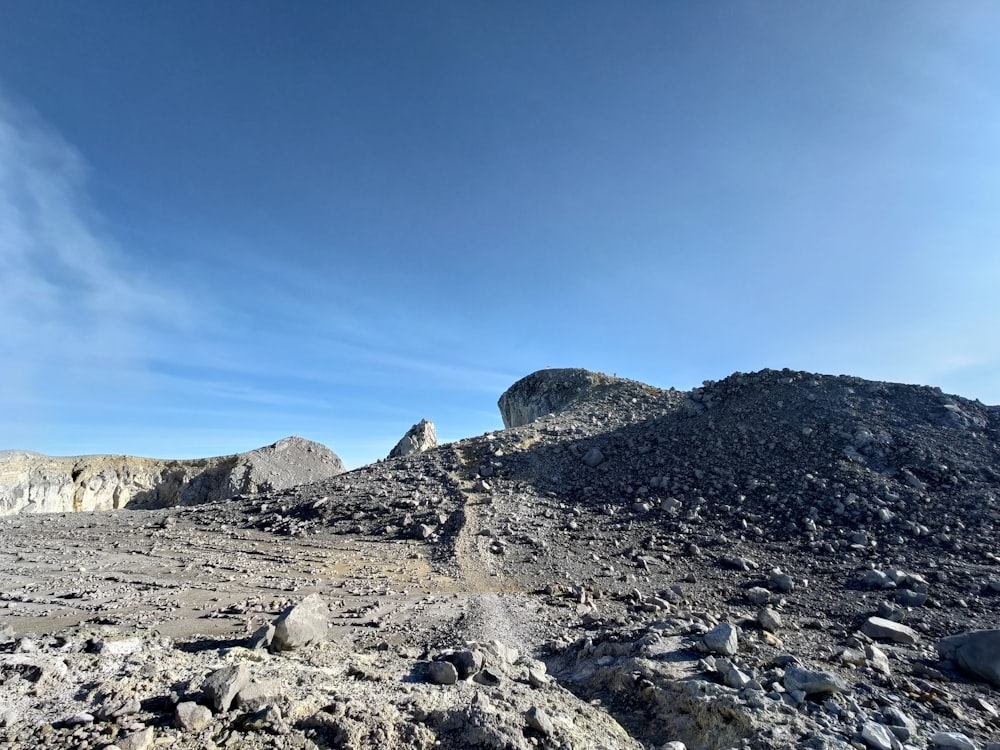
[
  {"left": 0, "top": 436, "right": 344, "bottom": 515},
  {"left": 1, "top": 368, "right": 999, "bottom": 750}
]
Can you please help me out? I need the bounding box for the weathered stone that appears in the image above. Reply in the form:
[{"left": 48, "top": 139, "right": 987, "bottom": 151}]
[
  {"left": 236, "top": 680, "right": 285, "bottom": 711},
  {"left": 757, "top": 607, "right": 782, "bottom": 633},
  {"left": 703, "top": 623, "right": 738, "bottom": 656},
  {"left": 938, "top": 629, "right": 1000, "bottom": 688},
  {"left": 525, "top": 706, "right": 554, "bottom": 736},
  {"left": 783, "top": 665, "right": 848, "bottom": 696},
  {"left": 271, "top": 593, "right": 329, "bottom": 651},
  {"left": 175, "top": 702, "right": 212, "bottom": 732},
  {"left": 862, "top": 616, "right": 920, "bottom": 645},
  {"left": 202, "top": 663, "right": 250, "bottom": 713},
  {"left": 427, "top": 660, "right": 458, "bottom": 685},
  {"left": 861, "top": 721, "right": 896, "bottom": 750},
  {"left": 581, "top": 448, "right": 606, "bottom": 467},
  {"left": 498, "top": 368, "right": 613, "bottom": 428},
  {"left": 117, "top": 727, "right": 155, "bottom": 750},
  {"left": 388, "top": 419, "right": 437, "bottom": 459},
  {"left": 931, "top": 732, "right": 979, "bottom": 750}
]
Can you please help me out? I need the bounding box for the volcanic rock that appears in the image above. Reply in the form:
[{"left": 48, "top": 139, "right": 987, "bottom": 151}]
[{"left": 388, "top": 419, "right": 438, "bottom": 459}]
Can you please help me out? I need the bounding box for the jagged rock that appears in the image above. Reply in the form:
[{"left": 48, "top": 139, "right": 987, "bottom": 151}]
[
  {"left": 271, "top": 593, "right": 329, "bottom": 651},
  {"left": 388, "top": 419, "right": 438, "bottom": 459},
  {"left": 0, "top": 436, "right": 344, "bottom": 515},
  {"left": 202, "top": 663, "right": 250, "bottom": 713},
  {"left": 861, "top": 721, "right": 896, "bottom": 750},
  {"left": 703, "top": 623, "right": 738, "bottom": 656},
  {"left": 938, "top": 629, "right": 1000, "bottom": 688}
]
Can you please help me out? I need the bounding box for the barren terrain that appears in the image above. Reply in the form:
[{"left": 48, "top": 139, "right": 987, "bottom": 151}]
[{"left": 2, "top": 368, "right": 999, "bottom": 750}]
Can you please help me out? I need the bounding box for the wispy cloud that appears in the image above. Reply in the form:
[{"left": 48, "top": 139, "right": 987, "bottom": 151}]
[{"left": 0, "top": 91, "right": 187, "bottom": 406}]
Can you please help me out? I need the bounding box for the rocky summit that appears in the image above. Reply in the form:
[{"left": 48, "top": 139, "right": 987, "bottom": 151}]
[
  {"left": 0, "top": 436, "right": 345, "bottom": 515},
  {"left": 1, "top": 367, "right": 999, "bottom": 750}
]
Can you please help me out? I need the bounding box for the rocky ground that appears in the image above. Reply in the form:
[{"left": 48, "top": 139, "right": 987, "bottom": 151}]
[{"left": 1, "top": 368, "right": 999, "bottom": 749}]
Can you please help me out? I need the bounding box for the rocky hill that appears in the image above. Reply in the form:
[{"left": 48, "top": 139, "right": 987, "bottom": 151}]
[
  {"left": 1, "top": 368, "right": 998, "bottom": 750},
  {"left": 0, "top": 436, "right": 345, "bottom": 515}
]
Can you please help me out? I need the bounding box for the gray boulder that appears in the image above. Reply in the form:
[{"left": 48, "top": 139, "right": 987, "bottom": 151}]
[
  {"left": 202, "top": 663, "right": 250, "bottom": 713},
  {"left": 783, "top": 665, "right": 848, "bottom": 696},
  {"left": 271, "top": 593, "right": 329, "bottom": 651},
  {"left": 703, "top": 623, "right": 738, "bottom": 656},
  {"left": 388, "top": 419, "right": 438, "bottom": 459},
  {"left": 861, "top": 616, "right": 920, "bottom": 645},
  {"left": 938, "top": 629, "right": 1000, "bottom": 688}
]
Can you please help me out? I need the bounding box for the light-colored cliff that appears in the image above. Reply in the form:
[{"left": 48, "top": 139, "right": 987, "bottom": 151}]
[{"left": 0, "top": 436, "right": 344, "bottom": 515}]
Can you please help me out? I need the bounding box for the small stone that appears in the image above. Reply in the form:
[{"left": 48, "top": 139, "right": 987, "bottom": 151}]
[
  {"left": 525, "top": 706, "right": 554, "bottom": 736},
  {"left": 117, "top": 727, "right": 155, "bottom": 750},
  {"left": 703, "top": 623, "right": 738, "bottom": 657},
  {"left": 236, "top": 680, "right": 284, "bottom": 711},
  {"left": 937, "top": 629, "right": 1000, "bottom": 688},
  {"left": 747, "top": 587, "right": 771, "bottom": 605},
  {"left": 769, "top": 568, "right": 795, "bottom": 593},
  {"left": 527, "top": 668, "right": 549, "bottom": 688},
  {"left": 96, "top": 638, "right": 143, "bottom": 656},
  {"left": 581, "top": 448, "right": 605, "bottom": 467},
  {"left": 865, "top": 644, "right": 891, "bottom": 674},
  {"left": 175, "top": 702, "right": 212, "bottom": 732},
  {"left": 861, "top": 616, "right": 920, "bottom": 645},
  {"left": 757, "top": 607, "right": 782, "bottom": 633}
]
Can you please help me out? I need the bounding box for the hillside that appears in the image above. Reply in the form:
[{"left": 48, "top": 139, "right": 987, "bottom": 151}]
[{"left": 0, "top": 368, "right": 998, "bottom": 750}]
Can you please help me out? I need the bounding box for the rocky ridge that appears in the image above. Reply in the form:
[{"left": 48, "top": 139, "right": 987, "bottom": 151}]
[
  {"left": 1, "top": 367, "right": 999, "bottom": 750},
  {"left": 0, "top": 436, "right": 345, "bottom": 515}
]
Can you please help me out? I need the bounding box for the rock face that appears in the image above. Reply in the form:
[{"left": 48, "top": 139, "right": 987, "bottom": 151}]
[
  {"left": 0, "top": 436, "right": 344, "bottom": 515},
  {"left": 939, "top": 630, "right": 1000, "bottom": 687},
  {"left": 387, "top": 419, "right": 438, "bottom": 459},
  {"left": 498, "top": 368, "right": 622, "bottom": 428}
]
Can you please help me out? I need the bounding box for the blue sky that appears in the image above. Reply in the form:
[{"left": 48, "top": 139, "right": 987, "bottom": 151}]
[{"left": 2, "top": 2, "right": 999, "bottom": 467}]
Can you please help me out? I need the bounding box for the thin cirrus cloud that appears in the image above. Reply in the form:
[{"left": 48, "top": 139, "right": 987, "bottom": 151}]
[{"left": 0, "top": 92, "right": 188, "bottom": 407}]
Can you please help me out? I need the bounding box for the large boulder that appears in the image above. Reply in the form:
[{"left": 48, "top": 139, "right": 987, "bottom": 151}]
[
  {"left": 498, "top": 368, "right": 613, "bottom": 428},
  {"left": 938, "top": 629, "right": 1000, "bottom": 688},
  {"left": 0, "top": 437, "right": 345, "bottom": 515},
  {"left": 388, "top": 419, "right": 438, "bottom": 459}
]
